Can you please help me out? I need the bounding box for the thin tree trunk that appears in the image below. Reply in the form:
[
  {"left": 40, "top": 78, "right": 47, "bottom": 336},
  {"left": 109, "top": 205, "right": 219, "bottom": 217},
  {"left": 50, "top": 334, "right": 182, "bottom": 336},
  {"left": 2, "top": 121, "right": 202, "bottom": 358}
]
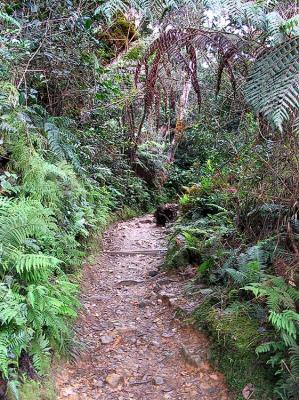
[{"left": 166, "top": 73, "right": 192, "bottom": 163}]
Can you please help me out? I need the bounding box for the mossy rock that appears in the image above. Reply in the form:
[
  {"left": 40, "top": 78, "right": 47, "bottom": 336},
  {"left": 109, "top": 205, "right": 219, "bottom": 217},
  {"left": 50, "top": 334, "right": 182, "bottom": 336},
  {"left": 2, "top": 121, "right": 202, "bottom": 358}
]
[
  {"left": 164, "top": 244, "right": 190, "bottom": 268},
  {"left": 7, "top": 378, "right": 57, "bottom": 400},
  {"left": 193, "top": 300, "right": 275, "bottom": 399},
  {"left": 164, "top": 242, "right": 201, "bottom": 269}
]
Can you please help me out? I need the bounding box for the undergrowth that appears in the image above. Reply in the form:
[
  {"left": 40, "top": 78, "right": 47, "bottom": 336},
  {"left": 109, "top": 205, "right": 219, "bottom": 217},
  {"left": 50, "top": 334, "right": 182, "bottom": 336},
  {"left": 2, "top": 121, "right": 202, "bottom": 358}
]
[
  {"left": 0, "top": 78, "right": 157, "bottom": 398},
  {"left": 1, "top": 1, "right": 299, "bottom": 399},
  {"left": 165, "top": 156, "right": 299, "bottom": 399}
]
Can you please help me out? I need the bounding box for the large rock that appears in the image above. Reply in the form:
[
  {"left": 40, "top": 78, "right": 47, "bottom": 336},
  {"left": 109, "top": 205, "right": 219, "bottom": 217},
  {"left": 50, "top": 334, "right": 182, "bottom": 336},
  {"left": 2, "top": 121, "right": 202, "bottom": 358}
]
[{"left": 154, "top": 203, "right": 179, "bottom": 226}]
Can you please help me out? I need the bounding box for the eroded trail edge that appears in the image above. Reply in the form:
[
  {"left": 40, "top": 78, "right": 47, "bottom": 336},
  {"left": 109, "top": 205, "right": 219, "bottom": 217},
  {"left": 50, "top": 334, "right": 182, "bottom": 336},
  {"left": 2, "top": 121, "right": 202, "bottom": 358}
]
[{"left": 55, "top": 215, "right": 230, "bottom": 400}]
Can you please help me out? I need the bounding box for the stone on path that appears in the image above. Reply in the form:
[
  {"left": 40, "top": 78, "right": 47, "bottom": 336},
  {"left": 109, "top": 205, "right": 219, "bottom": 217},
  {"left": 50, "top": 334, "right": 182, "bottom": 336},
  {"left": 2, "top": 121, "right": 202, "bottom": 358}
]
[
  {"left": 100, "top": 335, "right": 114, "bottom": 344},
  {"left": 153, "top": 376, "right": 165, "bottom": 385},
  {"left": 105, "top": 373, "right": 123, "bottom": 388}
]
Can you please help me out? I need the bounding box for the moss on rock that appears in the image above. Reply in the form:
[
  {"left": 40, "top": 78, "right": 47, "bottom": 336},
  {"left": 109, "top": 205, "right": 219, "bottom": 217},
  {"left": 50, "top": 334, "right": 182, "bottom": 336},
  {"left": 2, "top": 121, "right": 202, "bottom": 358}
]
[{"left": 193, "top": 300, "right": 275, "bottom": 399}]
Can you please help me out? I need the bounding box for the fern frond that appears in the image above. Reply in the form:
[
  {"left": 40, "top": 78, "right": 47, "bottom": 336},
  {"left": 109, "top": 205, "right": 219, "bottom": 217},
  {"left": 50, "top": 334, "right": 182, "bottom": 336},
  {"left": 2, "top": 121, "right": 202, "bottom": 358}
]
[
  {"left": 0, "top": 12, "right": 21, "bottom": 29},
  {"left": 14, "top": 253, "right": 60, "bottom": 276},
  {"left": 29, "top": 334, "right": 50, "bottom": 375},
  {"left": 289, "top": 345, "right": 299, "bottom": 379},
  {"left": 281, "top": 14, "right": 299, "bottom": 36},
  {"left": 0, "top": 286, "right": 27, "bottom": 326},
  {"left": 6, "top": 380, "right": 20, "bottom": 400},
  {"left": 256, "top": 340, "right": 285, "bottom": 354},
  {"left": 97, "top": 0, "right": 186, "bottom": 20},
  {"left": 244, "top": 37, "right": 299, "bottom": 131},
  {"left": 264, "top": 11, "right": 285, "bottom": 44},
  {"left": 98, "top": 0, "right": 130, "bottom": 19},
  {"left": 0, "top": 332, "right": 9, "bottom": 378},
  {"left": 0, "top": 81, "right": 19, "bottom": 111},
  {"left": 45, "top": 122, "right": 66, "bottom": 160},
  {"left": 44, "top": 119, "right": 81, "bottom": 172},
  {"left": 269, "top": 310, "right": 299, "bottom": 340},
  {"left": 9, "top": 330, "right": 32, "bottom": 357}
]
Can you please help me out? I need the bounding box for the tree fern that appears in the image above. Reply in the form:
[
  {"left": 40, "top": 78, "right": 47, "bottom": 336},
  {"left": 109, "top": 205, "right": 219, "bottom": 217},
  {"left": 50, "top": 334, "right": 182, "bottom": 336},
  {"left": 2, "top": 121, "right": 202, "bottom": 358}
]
[
  {"left": 97, "top": 0, "right": 187, "bottom": 20},
  {"left": 244, "top": 37, "right": 299, "bottom": 131},
  {"left": 209, "top": 0, "right": 293, "bottom": 44}
]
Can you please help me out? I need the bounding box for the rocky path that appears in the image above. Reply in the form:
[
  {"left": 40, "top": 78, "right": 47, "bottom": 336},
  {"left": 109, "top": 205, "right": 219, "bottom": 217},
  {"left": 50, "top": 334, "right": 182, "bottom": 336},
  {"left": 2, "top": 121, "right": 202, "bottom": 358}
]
[{"left": 55, "top": 215, "right": 230, "bottom": 400}]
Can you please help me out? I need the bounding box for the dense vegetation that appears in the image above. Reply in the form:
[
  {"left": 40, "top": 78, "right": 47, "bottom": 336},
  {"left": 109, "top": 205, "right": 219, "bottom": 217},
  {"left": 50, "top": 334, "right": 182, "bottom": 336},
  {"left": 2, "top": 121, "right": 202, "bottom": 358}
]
[{"left": 0, "top": 0, "right": 298, "bottom": 399}]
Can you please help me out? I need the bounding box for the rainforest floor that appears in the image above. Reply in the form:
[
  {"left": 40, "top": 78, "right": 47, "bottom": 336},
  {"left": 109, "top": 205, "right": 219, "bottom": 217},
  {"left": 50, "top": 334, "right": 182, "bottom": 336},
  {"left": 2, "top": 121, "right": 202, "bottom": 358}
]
[{"left": 54, "top": 215, "right": 230, "bottom": 400}]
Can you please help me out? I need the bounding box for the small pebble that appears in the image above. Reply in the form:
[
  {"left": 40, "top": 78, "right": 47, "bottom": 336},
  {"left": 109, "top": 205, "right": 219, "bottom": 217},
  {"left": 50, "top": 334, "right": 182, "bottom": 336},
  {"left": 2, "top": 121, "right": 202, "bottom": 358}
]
[
  {"left": 100, "top": 335, "right": 114, "bottom": 344},
  {"left": 153, "top": 377, "right": 164, "bottom": 385},
  {"left": 148, "top": 270, "right": 159, "bottom": 277}
]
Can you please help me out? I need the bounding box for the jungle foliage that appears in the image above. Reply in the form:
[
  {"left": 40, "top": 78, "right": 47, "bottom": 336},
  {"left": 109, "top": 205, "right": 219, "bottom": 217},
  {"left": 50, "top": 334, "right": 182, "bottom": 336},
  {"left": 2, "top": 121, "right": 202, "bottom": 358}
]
[
  {"left": 0, "top": 1, "right": 162, "bottom": 397},
  {"left": 0, "top": 0, "right": 298, "bottom": 399}
]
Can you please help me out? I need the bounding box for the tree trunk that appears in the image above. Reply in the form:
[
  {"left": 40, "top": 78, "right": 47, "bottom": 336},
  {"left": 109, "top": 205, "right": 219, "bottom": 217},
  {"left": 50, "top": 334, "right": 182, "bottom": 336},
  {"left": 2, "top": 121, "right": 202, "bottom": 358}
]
[{"left": 166, "top": 73, "right": 192, "bottom": 163}]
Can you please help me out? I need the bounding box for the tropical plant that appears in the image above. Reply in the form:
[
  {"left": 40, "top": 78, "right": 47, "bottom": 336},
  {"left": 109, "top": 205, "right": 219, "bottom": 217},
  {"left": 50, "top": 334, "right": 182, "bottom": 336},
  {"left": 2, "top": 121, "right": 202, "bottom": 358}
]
[
  {"left": 244, "top": 276, "right": 299, "bottom": 398},
  {"left": 0, "top": 196, "right": 79, "bottom": 394},
  {"left": 244, "top": 37, "right": 299, "bottom": 132},
  {"left": 99, "top": 0, "right": 299, "bottom": 141},
  {"left": 0, "top": 71, "right": 113, "bottom": 393}
]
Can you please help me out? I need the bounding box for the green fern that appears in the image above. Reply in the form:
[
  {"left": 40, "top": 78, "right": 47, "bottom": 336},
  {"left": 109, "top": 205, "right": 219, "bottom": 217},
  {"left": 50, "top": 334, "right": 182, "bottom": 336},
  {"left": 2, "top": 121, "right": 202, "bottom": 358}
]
[
  {"left": 0, "top": 81, "right": 19, "bottom": 112},
  {"left": 221, "top": 241, "right": 272, "bottom": 286},
  {"left": 6, "top": 380, "right": 20, "bottom": 400},
  {"left": 244, "top": 275, "right": 299, "bottom": 396},
  {"left": 44, "top": 118, "right": 81, "bottom": 172},
  {"left": 29, "top": 335, "right": 50, "bottom": 375},
  {"left": 273, "top": 345, "right": 299, "bottom": 399},
  {"left": 0, "top": 12, "right": 21, "bottom": 29},
  {"left": 244, "top": 277, "right": 299, "bottom": 312},
  {"left": 269, "top": 310, "right": 299, "bottom": 344},
  {"left": 0, "top": 276, "right": 79, "bottom": 378},
  {"left": 244, "top": 37, "right": 299, "bottom": 131},
  {"left": 256, "top": 340, "right": 285, "bottom": 355},
  {"left": 289, "top": 345, "right": 299, "bottom": 379},
  {"left": 0, "top": 65, "right": 111, "bottom": 388},
  {"left": 45, "top": 122, "right": 66, "bottom": 160},
  {"left": 225, "top": 260, "right": 262, "bottom": 286},
  {"left": 97, "top": 0, "right": 184, "bottom": 20},
  {"left": 281, "top": 14, "right": 299, "bottom": 35},
  {"left": 0, "top": 194, "right": 80, "bottom": 378}
]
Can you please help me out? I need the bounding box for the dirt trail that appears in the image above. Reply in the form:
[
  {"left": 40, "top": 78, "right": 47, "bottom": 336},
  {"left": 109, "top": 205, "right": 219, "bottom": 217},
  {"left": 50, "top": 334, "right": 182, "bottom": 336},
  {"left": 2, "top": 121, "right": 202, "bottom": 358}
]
[{"left": 55, "top": 215, "right": 230, "bottom": 400}]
